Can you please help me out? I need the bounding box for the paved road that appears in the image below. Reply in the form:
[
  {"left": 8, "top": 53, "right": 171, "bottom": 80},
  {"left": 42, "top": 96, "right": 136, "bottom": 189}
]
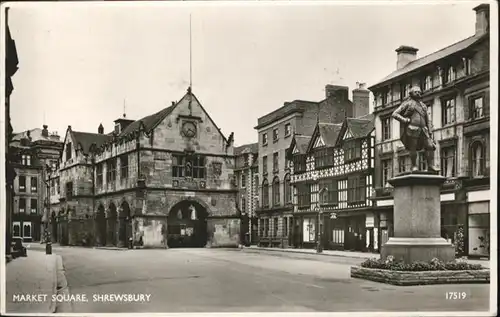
[{"left": 53, "top": 246, "right": 489, "bottom": 313}]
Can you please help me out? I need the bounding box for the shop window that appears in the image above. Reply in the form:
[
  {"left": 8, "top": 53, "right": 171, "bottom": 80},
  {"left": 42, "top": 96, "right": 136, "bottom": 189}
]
[
  {"left": 303, "top": 217, "right": 316, "bottom": 242},
  {"left": 13, "top": 222, "right": 21, "bottom": 237}
]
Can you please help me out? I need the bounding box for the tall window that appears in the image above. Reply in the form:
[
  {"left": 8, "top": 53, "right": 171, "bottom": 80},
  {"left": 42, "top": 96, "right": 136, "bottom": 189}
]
[
  {"left": 19, "top": 176, "right": 26, "bottom": 192},
  {"left": 398, "top": 155, "right": 410, "bottom": 173},
  {"left": 293, "top": 154, "right": 306, "bottom": 173},
  {"left": 262, "top": 133, "right": 268, "bottom": 146},
  {"left": 66, "top": 142, "right": 72, "bottom": 160},
  {"left": 30, "top": 199, "right": 37, "bottom": 214},
  {"left": 273, "top": 128, "right": 279, "bottom": 142},
  {"left": 421, "top": 75, "right": 432, "bottom": 91},
  {"left": 31, "top": 177, "right": 37, "bottom": 193},
  {"left": 96, "top": 164, "right": 103, "bottom": 186},
  {"left": 241, "top": 173, "right": 246, "bottom": 188},
  {"left": 470, "top": 141, "right": 486, "bottom": 177},
  {"left": 285, "top": 123, "right": 291, "bottom": 137},
  {"left": 401, "top": 83, "right": 410, "bottom": 99},
  {"left": 314, "top": 148, "right": 334, "bottom": 168},
  {"left": 19, "top": 198, "right": 26, "bottom": 213},
  {"left": 442, "top": 97, "right": 456, "bottom": 125},
  {"left": 344, "top": 139, "right": 362, "bottom": 161},
  {"left": 187, "top": 155, "right": 206, "bottom": 178},
  {"left": 21, "top": 154, "right": 31, "bottom": 166},
  {"left": 66, "top": 182, "right": 73, "bottom": 198},
  {"left": 381, "top": 90, "right": 388, "bottom": 105},
  {"left": 172, "top": 155, "right": 184, "bottom": 177},
  {"left": 273, "top": 152, "right": 279, "bottom": 172},
  {"left": 120, "top": 155, "right": 129, "bottom": 179},
  {"left": 272, "top": 177, "right": 280, "bottom": 206},
  {"left": 445, "top": 66, "right": 455, "bottom": 83},
  {"left": 347, "top": 175, "right": 366, "bottom": 204},
  {"left": 470, "top": 96, "right": 485, "bottom": 119},
  {"left": 381, "top": 117, "right": 391, "bottom": 141},
  {"left": 273, "top": 218, "right": 279, "bottom": 238},
  {"left": 262, "top": 179, "right": 269, "bottom": 208},
  {"left": 381, "top": 159, "right": 393, "bottom": 187},
  {"left": 319, "top": 179, "right": 338, "bottom": 205},
  {"left": 284, "top": 174, "right": 292, "bottom": 204},
  {"left": 441, "top": 146, "right": 456, "bottom": 178},
  {"left": 297, "top": 183, "right": 311, "bottom": 208},
  {"left": 107, "top": 159, "right": 117, "bottom": 182},
  {"left": 241, "top": 197, "right": 246, "bottom": 213},
  {"left": 262, "top": 156, "right": 268, "bottom": 175}
]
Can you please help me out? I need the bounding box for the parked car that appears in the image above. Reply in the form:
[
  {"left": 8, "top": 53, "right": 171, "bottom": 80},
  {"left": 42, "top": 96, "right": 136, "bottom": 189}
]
[{"left": 11, "top": 236, "right": 27, "bottom": 258}]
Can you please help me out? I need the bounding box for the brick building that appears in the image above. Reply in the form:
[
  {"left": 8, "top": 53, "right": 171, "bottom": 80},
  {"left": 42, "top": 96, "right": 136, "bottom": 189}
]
[
  {"left": 368, "top": 4, "right": 491, "bottom": 257},
  {"left": 287, "top": 112, "right": 374, "bottom": 251},
  {"left": 255, "top": 83, "right": 370, "bottom": 248},
  {"left": 233, "top": 143, "right": 259, "bottom": 244},
  {"left": 9, "top": 126, "right": 63, "bottom": 242},
  {"left": 52, "top": 88, "right": 240, "bottom": 248}
]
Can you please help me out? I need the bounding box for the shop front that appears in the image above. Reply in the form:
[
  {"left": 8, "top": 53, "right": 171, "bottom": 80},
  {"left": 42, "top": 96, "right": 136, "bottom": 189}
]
[{"left": 467, "top": 200, "right": 490, "bottom": 258}]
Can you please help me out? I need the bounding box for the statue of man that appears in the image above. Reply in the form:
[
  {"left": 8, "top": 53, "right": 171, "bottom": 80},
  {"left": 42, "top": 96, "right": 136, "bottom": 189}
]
[{"left": 392, "top": 86, "right": 438, "bottom": 172}]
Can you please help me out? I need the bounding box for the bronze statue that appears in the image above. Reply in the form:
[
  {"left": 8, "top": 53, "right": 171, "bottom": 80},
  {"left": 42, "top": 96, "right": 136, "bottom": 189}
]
[{"left": 392, "top": 86, "right": 438, "bottom": 172}]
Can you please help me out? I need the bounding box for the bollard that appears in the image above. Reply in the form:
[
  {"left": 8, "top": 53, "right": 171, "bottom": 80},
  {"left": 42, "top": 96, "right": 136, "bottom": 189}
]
[{"left": 46, "top": 242, "right": 52, "bottom": 255}]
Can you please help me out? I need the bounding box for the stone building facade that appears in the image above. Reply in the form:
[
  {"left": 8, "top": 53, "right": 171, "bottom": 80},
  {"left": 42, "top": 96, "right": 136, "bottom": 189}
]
[
  {"left": 9, "top": 126, "right": 62, "bottom": 242},
  {"left": 255, "top": 83, "right": 370, "bottom": 248},
  {"left": 368, "top": 4, "right": 491, "bottom": 258},
  {"left": 287, "top": 113, "right": 375, "bottom": 251},
  {"left": 52, "top": 88, "right": 240, "bottom": 248},
  {"left": 233, "top": 143, "right": 259, "bottom": 244}
]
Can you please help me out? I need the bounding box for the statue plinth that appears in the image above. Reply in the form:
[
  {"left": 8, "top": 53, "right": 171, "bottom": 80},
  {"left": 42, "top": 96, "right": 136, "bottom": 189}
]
[{"left": 381, "top": 172, "right": 455, "bottom": 263}]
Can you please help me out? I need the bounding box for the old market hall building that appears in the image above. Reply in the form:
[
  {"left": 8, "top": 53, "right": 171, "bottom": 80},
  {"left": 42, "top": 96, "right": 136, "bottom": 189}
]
[
  {"left": 369, "top": 4, "right": 491, "bottom": 258},
  {"left": 47, "top": 88, "right": 240, "bottom": 248}
]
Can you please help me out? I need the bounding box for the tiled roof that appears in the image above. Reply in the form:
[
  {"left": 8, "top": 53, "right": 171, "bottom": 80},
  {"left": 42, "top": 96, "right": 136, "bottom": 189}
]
[
  {"left": 294, "top": 135, "right": 312, "bottom": 154},
  {"left": 369, "top": 34, "right": 487, "bottom": 90},
  {"left": 345, "top": 113, "right": 375, "bottom": 138},
  {"left": 318, "top": 123, "right": 343, "bottom": 147},
  {"left": 234, "top": 142, "right": 258, "bottom": 156},
  {"left": 72, "top": 131, "right": 112, "bottom": 154},
  {"left": 119, "top": 105, "right": 176, "bottom": 137}
]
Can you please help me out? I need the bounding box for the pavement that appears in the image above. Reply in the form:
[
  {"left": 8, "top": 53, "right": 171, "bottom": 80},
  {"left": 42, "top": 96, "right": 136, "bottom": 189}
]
[{"left": 21, "top": 244, "right": 491, "bottom": 314}]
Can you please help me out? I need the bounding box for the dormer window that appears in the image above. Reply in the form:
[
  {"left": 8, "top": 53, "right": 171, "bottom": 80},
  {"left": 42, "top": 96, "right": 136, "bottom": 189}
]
[
  {"left": 66, "top": 143, "right": 72, "bottom": 160},
  {"left": 115, "top": 123, "right": 121, "bottom": 134}
]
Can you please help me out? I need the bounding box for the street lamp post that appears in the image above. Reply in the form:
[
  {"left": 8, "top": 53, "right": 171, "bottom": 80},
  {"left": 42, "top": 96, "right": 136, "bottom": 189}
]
[{"left": 316, "top": 187, "right": 328, "bottom": 253}]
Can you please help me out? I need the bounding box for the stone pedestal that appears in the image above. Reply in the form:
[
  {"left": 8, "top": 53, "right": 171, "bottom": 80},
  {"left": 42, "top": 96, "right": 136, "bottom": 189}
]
[{"left": 381, "top": 172, "right": 455, "bottom": 263}]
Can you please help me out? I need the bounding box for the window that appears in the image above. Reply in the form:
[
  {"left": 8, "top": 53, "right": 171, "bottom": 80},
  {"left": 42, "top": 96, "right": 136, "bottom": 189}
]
[
  {"left": 470, "top": 96, "right": 485, "bottom": 119},
  {"left": 19, "top": 198, "right": 26, "bottom": 213},
  {"left": 66, "top": 182, "right": 73, "bottom": 199},
  {"left": 283, "top": 217, "right": 288, "bottom": 237},
  {"left": 344, "top": 139, "right": 362, "bottom": 161},
  {"left": 273, "top": 128, "right": 278, "bottom": 142},
  {"left": 319, "top": 179, "right": 338, "bottom": 205},
  {"left": 19, "top": 176, "right": 26, "bottom": 192},
  {"left": 262, "top": 133, "right": 268, "bottom": 146},
  {"left": 120, "top": 155, "right": 129, "bottom": 179},
  {"left": 262, "top": 156, "right": 268, "bottom": 175},
  {"left": 31, "top": 177, "right": 37, "bottom": 193},
  {"left": 96, "top": 164, "right": 103, "bottom": 186},
  {"left": 107, "top": 159, "right": 117, "bottom": 182},
  {"left": 445, "top": 66, "right": 455, "bottom": 83},
  {"left": 23, "top": 222, "right": 32, "bottom": 238},
  {"left": 239, "top": 173, "right": 246, "bottom": 188},
  {"left": 12, "top": 222, "right": 21, "bottom": 237},
  {"left": 470, "top": 141, "right": 486, "bottom": 177},
  {"left": 293, "top": 155, "right": 306, "bottom": 173},
  {"left": 284, "top": 174, "right": 292, "bottom": 204},
  {"left": 172, "top": 155, "right": 184, "bottom": 177},
  {"left": 21, "top": 154, "right": 31, "bottom": 166},
  {"left": 243, "top": 154, "right": 249, "bottom": 167},
  {"left": 186, "top": 155, "right": 206, "bottom": 178},
  {"left": 381, "top": 117, "right": 391, "bottom": 141},
  {"left": 303, "top": 217, "right": 316, "bottom": 242},
  {"left": 347, "top": 175, "right": 366, "bottom": 204},
  {"left": 314, "top": 148, "right": 334, "bottom": 168},
  {"left": 297, "top": 183, "right": 311, "bottom": 208},
  {"left": 241, "top": 197, "right": 246, "bottom": 213},
  {"left": 442, "top": 97, "right": 456, "bottom": 125},
  {"left": 66, "top": 142, "right": 72, "bottom": 160},
  {"left": 465, "top": 58, "right": 472, "bottom": 76},
  {"left": 441, "top": 146, "right": 456, "bottom": 178},
  {"left": 421, "top": 75, "right": 432, "bottom": 91},
  {"left": 285, "top": 124, "right": 291, "bottom": 137},
  {"left": 381, "top": 90, "right": 388, "bottom": 105},
  {"left": 30, "top": 199, "right": 37, "bottom": 214},
  {"left": 272, "top": 177, "right": 280, "bottom": 206},
  {"left": 398, "top": 155, "right": 410, "bottom": 173},
  {"left": 262, "top": 179, "right": 269, "bottom": 208},
  {"left": 401, "top": 83, "right": 410, "bottom": 99},
  {"left": 381, "top": 159, "right": 393, "bottom": 187},
  {"left": 273, "top": 153, "right": 279, "bottom": 172},
  {"left": 273, "top": 218, "right": 279, "bottom": 238}
]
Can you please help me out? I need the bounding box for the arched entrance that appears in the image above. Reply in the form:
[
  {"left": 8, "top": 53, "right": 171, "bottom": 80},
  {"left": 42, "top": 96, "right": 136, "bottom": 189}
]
[
  {"left": 167, "top": 200, "right": 208, "bottom": 248},
  {"left": 107, "top": 203, "right": 117, "bottom": 246},
  {"left": 96, "top": 205, "right": 106, "bottom": 246},
  {"left": 118, "top": 201, "right": 132, "bottom": 247}
]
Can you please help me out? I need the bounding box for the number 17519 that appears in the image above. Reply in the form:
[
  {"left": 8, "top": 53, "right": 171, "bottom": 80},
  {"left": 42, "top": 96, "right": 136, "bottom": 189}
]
[{"left": 446, "top": 292, "right": 467, "bottom": 300}]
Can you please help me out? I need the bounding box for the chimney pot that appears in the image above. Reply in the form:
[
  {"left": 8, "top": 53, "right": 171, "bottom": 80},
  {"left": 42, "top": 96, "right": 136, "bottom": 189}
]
[{"left": 395, "top": 45, "right": 419, "bottom": 70}]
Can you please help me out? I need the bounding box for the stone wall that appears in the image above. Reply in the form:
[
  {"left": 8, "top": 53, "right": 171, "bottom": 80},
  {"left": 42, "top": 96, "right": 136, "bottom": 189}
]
[{"left": 351, "top": 266, "right": 490, "bottom": 286}]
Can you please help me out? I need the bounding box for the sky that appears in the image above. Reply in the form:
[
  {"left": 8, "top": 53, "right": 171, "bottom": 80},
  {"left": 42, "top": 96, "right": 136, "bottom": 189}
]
[{"left": 6, "top": 1, "right": 483, "bottom": 146}]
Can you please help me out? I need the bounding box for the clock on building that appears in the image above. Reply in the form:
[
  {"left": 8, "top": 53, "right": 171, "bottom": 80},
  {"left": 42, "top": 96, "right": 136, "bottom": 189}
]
[{"left": 182, "top": 121, "right": 197, "bottom": 138}]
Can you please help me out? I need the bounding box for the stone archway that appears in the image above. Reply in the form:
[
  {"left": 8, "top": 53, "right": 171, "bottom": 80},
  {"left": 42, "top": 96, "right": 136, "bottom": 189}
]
[
  {"left": 118, "top": 201, "right": 132, "bottom": 247},
  {"left": 167, "top": 200, "right": 209, "bottom": 248},
  {"left": 107, "top": 203, "right": 118, "bottom": 246},
  {"left": 96, "top": 205, "right": 106, "bottom": 246}
]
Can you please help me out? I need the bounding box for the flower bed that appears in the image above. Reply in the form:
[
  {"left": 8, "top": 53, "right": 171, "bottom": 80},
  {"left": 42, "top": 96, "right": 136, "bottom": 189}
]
[{"left": 360, "top": 256, "right": 485, "bottom": 271}]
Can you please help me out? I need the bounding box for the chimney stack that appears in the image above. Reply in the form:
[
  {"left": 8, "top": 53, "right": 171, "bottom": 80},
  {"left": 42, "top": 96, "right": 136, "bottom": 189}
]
[
  {"left": 42, "top": 124, "right": 49, "bottom": 137},
  {"left": 473, "top": 4, "right": 489, "bottom": 36},
  {"left": 325, "top": 84, "right": 349, "bottom": 101},
  {"left": 98, "top": 123, "right": 104, "bottom": 134},
  {"left": 395, "top": 46, "right": 418, "bottom": 70},
  {"left": 352, "top": 82, "right": 370, "bottom": 118}
]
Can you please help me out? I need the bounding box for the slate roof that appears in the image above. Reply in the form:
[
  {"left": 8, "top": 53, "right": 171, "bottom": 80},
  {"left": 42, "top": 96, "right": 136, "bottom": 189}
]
[
  {"left": 119, "top": 105, "right": 175, "bottom": 138},
  {"left": 318, "top": 123, "right": 343, "bottom": 147},
  {"left": 294, "top": 135, "right": 312, "bottom": 154},
  {"left": 72, "top": 131, "right": 113, "bottom": 154},
  {"left": 345, "top": 113, "right": 375, "bottom": 139},
  {"left": 369, "top": 34, "right": 487, "bottom": 90},
  {"left": 234, "top": 142, "right": 258, "bottom": 156}
]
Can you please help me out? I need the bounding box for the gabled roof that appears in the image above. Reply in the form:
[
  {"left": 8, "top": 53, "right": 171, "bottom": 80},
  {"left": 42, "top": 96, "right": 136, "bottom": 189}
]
[
  {"left": 72, "top": 131, "right": 113, "bottom": 154},
  {"left": 287, "top": 134, "right": 312, "bottom": 158},
  {"left": 337, "top": 114, "right": 375, "bottom": 144},
  {"left": 119, "top": 105, "right": 176, "bottom": 138},
  {"left": 306, "top": 122, "right": 343, "bottom": 153},
  {"left": 234, "top": 142, "right": 258, "bottom": 156},
  {"left": 369, "top": 34, "right": 488, "bottom": 90}
]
